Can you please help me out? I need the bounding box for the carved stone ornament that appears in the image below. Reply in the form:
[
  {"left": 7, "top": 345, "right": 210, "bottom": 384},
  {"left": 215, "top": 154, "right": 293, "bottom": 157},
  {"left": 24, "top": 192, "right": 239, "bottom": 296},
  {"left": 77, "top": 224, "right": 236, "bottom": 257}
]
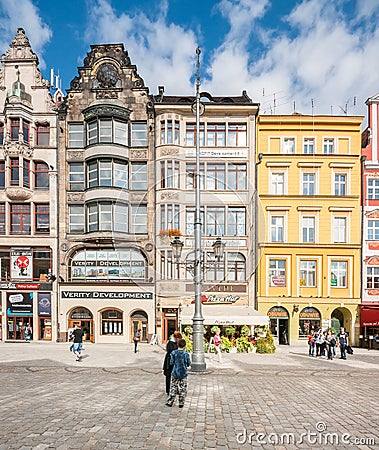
[
  {"left": 96, "top": 63, "right": 119, "bottom": 88},
  {"left": 145, "top": 243, "right": 154, "bottom": 252},
  {"left": 96, "top": 90, "right": 118, "bottom": 100},
  {"left": 130, "top": 150, "right": 147, "bottom": 159},
  {"left": 160, "top": 191, "right": 179, "bottom": 200},
  {"left": 70, "top": 76, "right": 81, "bottom": 91},
  {"left": 160, "top": 147, "right": 179, "bottom": 156},
  {"left": 67, "top": 192, "right": 84, "bottom": 202},
  {"left": 2, "top": 28, "right": 38, "bottom": 62},
  {"left": 83, "top": 104, "right": 130, "bottom": 121},
  {"left": 67, "top": 150, "right": 84, "bottom": 161},
  {"left": 5, "top": 187, "right": 32, "bottom": 201},
  {"left": 61, "top": 242, "right": 68, "bottom": 252},
  {"left": 3, "top": 141, "right": 34, "bottom": 158},
  {"left": 83, "top": 44, "right": 131, "bottom": 68},
  {"left": 33, "top": 67, "right": 50, "bottom": 88}
]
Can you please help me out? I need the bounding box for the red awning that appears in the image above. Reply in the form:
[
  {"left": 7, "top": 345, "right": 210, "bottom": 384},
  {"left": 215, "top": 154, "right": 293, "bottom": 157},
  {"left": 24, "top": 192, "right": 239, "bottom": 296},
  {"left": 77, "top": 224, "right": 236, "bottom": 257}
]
[{"left": 360, "top": 306, "right": 379, "bottom": 327}]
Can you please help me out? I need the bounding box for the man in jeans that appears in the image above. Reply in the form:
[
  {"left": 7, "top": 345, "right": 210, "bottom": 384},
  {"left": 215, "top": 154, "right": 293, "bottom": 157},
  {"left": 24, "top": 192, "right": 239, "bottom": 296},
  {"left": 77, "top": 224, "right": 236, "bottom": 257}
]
[
  {"left": 72, "top": 324, "right": 84, "bottom": 362},
  {"left": 338, "top": 326, "right": 349, "bottom": 360}
]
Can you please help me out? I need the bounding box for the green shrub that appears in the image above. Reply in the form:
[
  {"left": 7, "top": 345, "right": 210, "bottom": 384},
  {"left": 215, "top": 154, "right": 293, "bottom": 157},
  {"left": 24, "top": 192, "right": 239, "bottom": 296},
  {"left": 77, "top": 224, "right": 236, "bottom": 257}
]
[
  {"left": 182, "top": 334, "right": 193, "bottom": 353},
  {"left": 220, "top": 336, "right": 234, "bottom": 352},
  {"left": 211, "top": 326, "right": 220, "bottom": 334},
  {"left": 224, "top": 326, "right": 236, "bottom": 337},
  {"left": 184, "top": 325, "right": 193, "bottom": 335},
  {"left": 240, "top": 325, "right": 250, "bottom": 337},
  {"left": 255, "top": 330, "right": 276, "bottom": 354},
  {"left": 236, "top": 335, "right": 253, "bottom": 353}
]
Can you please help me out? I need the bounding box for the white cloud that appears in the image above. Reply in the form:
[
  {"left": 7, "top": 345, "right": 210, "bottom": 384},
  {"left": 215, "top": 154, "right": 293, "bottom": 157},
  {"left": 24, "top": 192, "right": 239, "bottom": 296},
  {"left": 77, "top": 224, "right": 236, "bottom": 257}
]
[
  {"left": 84, "top": 0, "right": 198, "bottom": 95},
  {"left": 0, "top": 0, "right": 52, "bottom": 69}
]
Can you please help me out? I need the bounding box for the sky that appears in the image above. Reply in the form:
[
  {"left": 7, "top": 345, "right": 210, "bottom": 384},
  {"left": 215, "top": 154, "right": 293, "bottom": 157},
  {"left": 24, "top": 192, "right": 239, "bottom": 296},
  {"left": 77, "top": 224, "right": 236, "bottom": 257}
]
[{"left": 0, "top": 0, "right": 378, "bottom": 118}]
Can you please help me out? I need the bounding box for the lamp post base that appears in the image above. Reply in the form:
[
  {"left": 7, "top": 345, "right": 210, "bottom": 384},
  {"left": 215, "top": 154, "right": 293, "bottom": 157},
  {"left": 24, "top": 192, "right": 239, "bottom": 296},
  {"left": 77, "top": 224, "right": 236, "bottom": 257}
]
[{"left": 190, "top": 360, "right": 207, "bottom": 372}]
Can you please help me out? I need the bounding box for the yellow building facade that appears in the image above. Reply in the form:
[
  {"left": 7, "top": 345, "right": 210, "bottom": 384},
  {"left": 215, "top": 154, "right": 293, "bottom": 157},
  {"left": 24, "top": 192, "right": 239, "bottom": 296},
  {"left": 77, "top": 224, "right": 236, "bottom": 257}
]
[{"left": 256, "top": 114, "right": 363, "bottom": 345}]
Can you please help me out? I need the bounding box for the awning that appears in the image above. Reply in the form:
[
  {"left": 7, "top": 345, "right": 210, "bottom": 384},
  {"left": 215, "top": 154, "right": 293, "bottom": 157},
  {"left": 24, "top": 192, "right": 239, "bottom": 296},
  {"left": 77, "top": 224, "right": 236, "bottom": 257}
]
[
  {"left": 360, "top": 306, "right": 379, "bottom": 327},
  {"left": 181, "top": 304, "right": 269, "bottom": 326}
]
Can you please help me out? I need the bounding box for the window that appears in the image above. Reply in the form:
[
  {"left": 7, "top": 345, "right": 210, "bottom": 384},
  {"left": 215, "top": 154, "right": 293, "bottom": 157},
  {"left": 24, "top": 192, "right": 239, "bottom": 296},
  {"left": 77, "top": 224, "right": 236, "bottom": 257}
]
[
  {"left": 35, "top": 204, "right": 50, "bottom": 234},
  {"left": 131, "top": 204, "right": 147, "bottom": 233},
  {"left": 10, "top": 158, "right": 19, "bottom": 186},
  {"left": 161, "top": 120, "right": 179, "bottom": 145},
  {"left": 114, "top": 203, "right": 128, "bottom": 232},
  {"left": 0, "top": 203, "right": 5, "bottom": 234},
  {"left": 131, "top": 163, "right": 147, "bottom": 190},
  {"left": 87, "top": 202, "right": 128, "bottom": 233},
  {"left": 160, "top": 160, "right": 180, "bottom": 188},
  {"left": 0, "top": 161, "right": 5, "bottom": 189},
  {"left": 207, "top": 207, "right": 225, "bottom": 235},
  {"left": 36, "top": 124, "right": 50, "bottom": 146},
  {"left": 303, "top": 138, "right": 315, "bottom": 154},
  {"left": 160, "top": 204, "right": 180, "bottom": 231},
  {"left": 228, "top": 164, "right": 247, "bottom": 190},
  {"left": 69, "top": 205, "right": 84, "bottom": 233},
  {"left": 35, "top": 162, "right": 49, "bottom": 189},
  {"left": 185, "top": 123, "right": 204, "bottom": 146},
  {"left": 271, "top": 173, "right": 284, "bottom": 195},
  {"left": 206, "top": 164, "right": 225, "bottom": 190},
  {"left": 333, "top": 217, "right": 347, "bottom": 243},
  {"left": 186, "top": 207, "right": 205, "bottom": 235},
  {"left": 269, "top": 259, "right": 286, "bottom": 287},
  {"left": 270, "top": 216, "right": 284, "bottom": 242},
  {"left": 101, "top": 309, "right": 123, "bottom": 335},
  {"left": 334, "top": 174, "right": 346, "bottom": 196},
  {"left": 367, "top": 179, "right": 379, "bottom": 200},
  {"left": 227, "top": 253, "right": 246, "bottom": 281},
  {"left": 368, "top": 220, "right": 379, "bottom": 240},
  {"left": 131, "top": 122, "right": 147, "bottom": 146},
  {"left": 331, "top": 261, "right": 347, "bottom": 287},
  {"left": 23, "top": 160, "right": 30, "bottom": 188},
  {"left": 207, "top": 123, "right": 225, "bottom": 146},
  {"left": 282, "top": 138, "right": 295, "bottom": 154},
  {"left": 160, "top": 250, "right": 174, "bottom": 280},
  {"left": 186, "top": 163, "right": 205, "bottom": 189},
  {"left": 86, "top": 159, "right": 128, "bottom": 189},
  {"left": 302, "top": 173, "right": 315, "bottom": 195},
  {"left": 10, "top": 119, "right": 19, "bottom": 141},
  {"left": 23, "top": 120, "right": 30, "bottom": 143},
  {"left": 204, "top": 252, "right": 225, "bottom": 282},
  {"left": 367, "top": 267, "right": 379, "bottom": 288},
  {"left": 87, "top": 119, "right": 127, "bottom": 146},
  {"left": 228, "top": 124, "right": 247, "bottom": 146},
  {"left": 227, "top": 207, "right": 246, "bottom": 236},
  {"left": 0, "top": 123, "right": 4, "bottom": 145},
  {"left": 69, "top": 163, "right": 85, "bottom": 191},
  {"left": 300, "top": 260, "right": 316, "bottom": 287},
  {"left": 68, "top": 123, "right": 84, "bottom": 148},
  {"left": 323, "top": 138, "right": 335, "bottom": 154},
  {"left": 10, "top": 204, "right": 31, "bottom": 235},
  {"left": 301, "top": 216, "right": 315, "bottom": 243}
]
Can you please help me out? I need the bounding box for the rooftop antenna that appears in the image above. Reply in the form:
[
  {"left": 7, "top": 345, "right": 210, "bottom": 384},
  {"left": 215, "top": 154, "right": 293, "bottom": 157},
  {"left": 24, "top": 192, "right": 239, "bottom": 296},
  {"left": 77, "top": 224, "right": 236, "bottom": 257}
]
[
  {"left": 293, "top": 101, "right": 296, "bottom": 113},
  {"left": 311, "top": 98, "right": 314, "bottom": 116}
]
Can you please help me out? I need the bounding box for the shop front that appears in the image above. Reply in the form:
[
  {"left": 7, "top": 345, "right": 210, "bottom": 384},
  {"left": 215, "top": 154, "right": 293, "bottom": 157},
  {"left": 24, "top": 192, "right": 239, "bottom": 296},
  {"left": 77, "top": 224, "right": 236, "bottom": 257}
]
[
  {"left": 360, "top": 305, "right": 379, "bottom": 349},
  {"left": 6, "top": 292, "right": 33, "bottom": 340},
  {"left": 267, "top": 306, "right": 290, "bottom": 345},
  {"left": 298, "top": 307, "right": 321, "bottom": 338},
  {"left": 60, "top": 288, "right": 155, "bottom": 343}
]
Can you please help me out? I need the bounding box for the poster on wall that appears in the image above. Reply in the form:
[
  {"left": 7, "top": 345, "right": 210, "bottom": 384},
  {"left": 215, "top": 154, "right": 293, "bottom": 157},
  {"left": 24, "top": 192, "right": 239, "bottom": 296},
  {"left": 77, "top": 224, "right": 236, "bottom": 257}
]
[
  {"left": 7, "top": 292, "right": 33, "bottom": 316},
  {"left": 38, "top": 293, "right": 51, "bottom": 316},
  {"left": 11, "top": 250, "right": 33, "bottom": 280}
]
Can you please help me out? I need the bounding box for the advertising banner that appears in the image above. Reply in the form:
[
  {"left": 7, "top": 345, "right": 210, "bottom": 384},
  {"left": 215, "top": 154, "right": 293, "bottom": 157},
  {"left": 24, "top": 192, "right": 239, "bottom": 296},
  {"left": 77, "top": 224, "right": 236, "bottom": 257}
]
[
  {"left": 38, "top": 293, "right": 51, "bottom": 316},
  {"left": 7, "top": 292, "right": 33, "bottom": 316},
  {"left": 11, "top": 250, "right": 33, "bottom": 280}
]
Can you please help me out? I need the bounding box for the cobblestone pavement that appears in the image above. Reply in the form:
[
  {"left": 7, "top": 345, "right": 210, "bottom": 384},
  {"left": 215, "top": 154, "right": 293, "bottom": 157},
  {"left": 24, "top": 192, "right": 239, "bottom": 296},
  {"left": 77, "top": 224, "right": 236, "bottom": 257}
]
[{"left": 0, "top": 343, "right": 378, "bottom": 449}]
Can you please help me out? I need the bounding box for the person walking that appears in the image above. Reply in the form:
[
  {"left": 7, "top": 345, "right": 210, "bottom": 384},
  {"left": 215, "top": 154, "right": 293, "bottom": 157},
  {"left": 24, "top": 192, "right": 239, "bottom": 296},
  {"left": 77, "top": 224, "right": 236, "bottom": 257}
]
[
  {"left": 72, "top": 324, "right": 84, "bottom": 362},
  {"left": 338, "top": 326, "right": 349, "bottom": 360},
  {"left": 166, "top": 339, "right": 191, "bottom": 408},
  {"left": 133, "top": 328, "right": 141, "bottom": 353},
  {"left": 213, "top": 328, "right": 222, "bottom": 363},
  {"left": 163, "top": 331, "right": 182, "bottom": 395}
]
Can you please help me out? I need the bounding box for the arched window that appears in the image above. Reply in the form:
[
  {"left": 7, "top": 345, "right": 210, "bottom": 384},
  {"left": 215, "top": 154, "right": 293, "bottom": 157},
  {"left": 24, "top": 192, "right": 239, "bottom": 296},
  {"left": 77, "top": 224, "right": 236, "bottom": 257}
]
[
  {"left": 299, "top": 307, "right": 321, "bottom": 338},
  {"left": 70, "top": 248, "right": 148, "bottom": 281},
  {"left": 101, "top": 309, "right": 123, "bottom": 335}
]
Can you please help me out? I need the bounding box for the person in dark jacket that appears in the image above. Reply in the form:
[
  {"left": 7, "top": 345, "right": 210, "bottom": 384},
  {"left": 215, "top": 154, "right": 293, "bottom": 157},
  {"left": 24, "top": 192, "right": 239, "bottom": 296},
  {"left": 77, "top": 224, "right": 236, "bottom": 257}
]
[
  {"left": 163, "top": 331, "right": 182, "bottom": 394},
  {"left": 166, "top": 339, "right": 191, "bottom": 408}
]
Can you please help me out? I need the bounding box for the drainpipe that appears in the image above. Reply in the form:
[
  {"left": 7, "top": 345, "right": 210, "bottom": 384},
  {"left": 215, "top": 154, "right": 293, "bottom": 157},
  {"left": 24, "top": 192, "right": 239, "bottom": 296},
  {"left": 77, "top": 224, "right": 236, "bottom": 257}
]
[{"left": 360, "top": 155, "right": 367, "bottom": 340}]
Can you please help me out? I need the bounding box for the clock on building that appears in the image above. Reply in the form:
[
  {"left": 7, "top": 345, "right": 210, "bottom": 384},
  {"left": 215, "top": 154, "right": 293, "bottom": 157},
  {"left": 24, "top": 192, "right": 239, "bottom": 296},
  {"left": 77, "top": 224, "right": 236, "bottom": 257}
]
[{"left": 96, "top": 63, "right": 119, "bottom": 88}]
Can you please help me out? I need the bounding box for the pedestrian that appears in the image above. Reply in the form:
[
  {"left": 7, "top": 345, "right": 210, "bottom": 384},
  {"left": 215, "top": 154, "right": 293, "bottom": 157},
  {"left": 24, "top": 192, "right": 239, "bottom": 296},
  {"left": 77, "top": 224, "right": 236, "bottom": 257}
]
[
  {"left": 24, "top": 324, "right": 32, "bottom": 342},
  {"left": 307, "top": 330, "right": 315, "bottom": 356},
  {"left": 314, "top": 329, "right": 324, "bottom": 357},
  {"left": 338, "top": 326, "right": 349, "bottom": 360},
  {"left": 72, "top": 324, "right": 84, "bottom": 362},
  {"left": 133, "top": 328, "right": 141, "bottom": 353},
  {"left": 166, "top": 338, "right": 191, "bottom": 408},
  {"left": 163, "top": 331, "right": 182, "bottom": 395},
  {"left": 213, "top": 328, "right": 222, "bottom": 362},
  {"left": 325, "top": 330, "right": 336, "bottom": 360}
]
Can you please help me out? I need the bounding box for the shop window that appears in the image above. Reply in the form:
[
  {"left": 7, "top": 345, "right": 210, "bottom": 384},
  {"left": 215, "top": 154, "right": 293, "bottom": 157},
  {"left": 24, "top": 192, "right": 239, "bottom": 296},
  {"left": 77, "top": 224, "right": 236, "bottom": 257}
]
[
  {"left": 33, "top": 250, "right": 52, "bottom": 281},
  {"left": 298, "top": 307, "right": 321, "bottom": 338},
  {"left": 36, "top": 123, "right": 50, "bottom": 146},
  {"left": 101, "top": 309, "right": 123, "bottom": 335}
]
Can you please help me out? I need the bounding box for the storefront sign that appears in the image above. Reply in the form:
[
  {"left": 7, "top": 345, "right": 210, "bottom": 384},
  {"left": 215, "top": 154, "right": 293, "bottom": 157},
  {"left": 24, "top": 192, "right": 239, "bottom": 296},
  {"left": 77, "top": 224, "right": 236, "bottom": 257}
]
[
  {"left": 62, "top": 291, "right": 153, "bottom": 299},
  {"left": 0, "top": 282, "right": 40, "bottom": 290},
  {"left": 38, "top": 293, "right": 51, "bottom": 317},
  {"left": 186, "top": 284, "right": 246, "bottom": 293},
  {"left": 6, "top": 292, "right": 33, "bottom": 316},
  {"left": 196, "top": 295, "right": 240, "bottom": 304},
  {"left": 271, "top": 276, "right": 286, "bottom": 286},
  {"left": 11, "top": 250, "right": 33, "bottom": 280},
  {"left": 299, "top": 307, "right": 321, "bottom": 319},
  {"left": 185, "top": 148, "right": 248, "bottom": 158},
  {"left": 267, "top": 306, "right": 289, "bottom": 318}
]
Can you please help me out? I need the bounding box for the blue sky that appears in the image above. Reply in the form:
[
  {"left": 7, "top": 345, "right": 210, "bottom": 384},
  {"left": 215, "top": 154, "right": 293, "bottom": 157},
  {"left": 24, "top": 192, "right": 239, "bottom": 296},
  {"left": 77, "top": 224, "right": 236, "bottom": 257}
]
[{"left": 0, "top": 0, "right": 378, "bottom": 117}]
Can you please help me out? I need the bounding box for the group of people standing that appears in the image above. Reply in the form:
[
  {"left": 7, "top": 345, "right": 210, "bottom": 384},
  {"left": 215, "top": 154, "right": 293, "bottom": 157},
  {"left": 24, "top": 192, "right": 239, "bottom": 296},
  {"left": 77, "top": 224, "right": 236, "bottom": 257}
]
[{"left": 308, "top": 327, "right": 350, "bottom": 360}]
